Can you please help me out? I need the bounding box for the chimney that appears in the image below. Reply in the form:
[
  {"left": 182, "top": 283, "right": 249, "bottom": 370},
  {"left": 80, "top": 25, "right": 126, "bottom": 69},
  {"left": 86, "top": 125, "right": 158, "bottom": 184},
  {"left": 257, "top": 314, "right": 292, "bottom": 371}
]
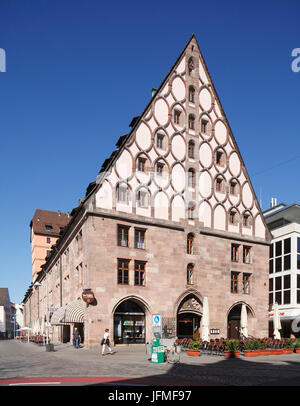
[{"left": 270, "top": 197, "right": 278, "bottom": 208}]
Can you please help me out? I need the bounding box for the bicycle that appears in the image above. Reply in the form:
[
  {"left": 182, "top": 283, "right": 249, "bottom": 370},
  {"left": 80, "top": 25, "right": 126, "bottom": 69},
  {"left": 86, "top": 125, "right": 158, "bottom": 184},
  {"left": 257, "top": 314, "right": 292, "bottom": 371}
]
[{"left": 165, "top": 342, "right": 181, "bottom": 364}]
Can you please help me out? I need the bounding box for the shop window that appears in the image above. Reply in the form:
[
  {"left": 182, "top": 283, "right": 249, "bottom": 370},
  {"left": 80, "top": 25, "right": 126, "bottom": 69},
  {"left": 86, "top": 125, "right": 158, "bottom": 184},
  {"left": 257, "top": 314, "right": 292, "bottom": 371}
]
[{"left": 117, "top": 225, "right": 129, "bottom": 247}]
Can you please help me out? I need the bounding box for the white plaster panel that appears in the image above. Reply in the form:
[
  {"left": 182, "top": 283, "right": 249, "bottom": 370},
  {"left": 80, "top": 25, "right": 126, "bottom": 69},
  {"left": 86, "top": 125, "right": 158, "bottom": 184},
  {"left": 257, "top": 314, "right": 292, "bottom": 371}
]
[
  {"left": 171, "top": 195, "right": 185, "bottom": 222},
  {"left": 172, "top": 76, "right": 186, "bottom": 101},
  {"left": 171, "top": 163, "right": 185, "bottom": 192},
  {"left": 199, "top": 59, "right": 209, "bottom": 84},
  {"left": 116, "top": 149, "right": 132, "bottom": 180},
  {"left": 154, "top": 98, "right": 169, "bottom": 126},
  {"left": 255, "top": 215, "right": 266, "bottom": 238},
  {"left": 95, "top": 181, "right": 112, "bottom": 210},
  {"left": 242, "top": 182, "right": 253, "bottom": 208},
  {"left": 136, "top": 122, "right": 152, "bottom": 150},
  {"left": 199, "top": 88, "right": 212, "bottom": 111},
  {"left": 199, "top": 201, "right": 211, "bottom": 228},
  {"left": 154, "top": 192, "right": 169, "bottom": 220},
  {"left": 199, "top": 142, "right": 212, "bottom": 168},
  {"left": 199, "top": 171, "right": 212, "bottom": 198},
  {"left": 214, "top": 205, "right": 226, "bottom": 230},
  {"left": 215, "top": 120, "right": 227, "bottom": 145},
  {"left": 229, "top": 152, "right": 241, "bottom": 177},
  {"left": 171, "top": 135, "right": 186, "bottom": 161},
  {"left": 177, "top": 57, "right": 186, "bottom": 74}
]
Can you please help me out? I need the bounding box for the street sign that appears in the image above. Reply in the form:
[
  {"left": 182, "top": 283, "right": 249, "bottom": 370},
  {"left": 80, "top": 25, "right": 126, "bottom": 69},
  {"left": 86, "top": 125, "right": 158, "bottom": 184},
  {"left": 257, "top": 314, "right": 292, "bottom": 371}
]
[
  {"left": 152, "top": 314, "right": 162, "bottom": 339},
  {"left": 152, "top": 314, "right": 162, "bottom": 327},
  {"left": 82, "top": 291, "right": 95, "bottom": 304}
]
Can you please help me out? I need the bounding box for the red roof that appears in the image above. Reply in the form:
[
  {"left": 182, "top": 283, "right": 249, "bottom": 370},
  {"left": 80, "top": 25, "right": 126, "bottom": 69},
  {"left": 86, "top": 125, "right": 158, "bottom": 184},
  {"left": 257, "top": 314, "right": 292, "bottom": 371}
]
[{"left": 30, "top": 209, "right": 71, "bottom": 239}]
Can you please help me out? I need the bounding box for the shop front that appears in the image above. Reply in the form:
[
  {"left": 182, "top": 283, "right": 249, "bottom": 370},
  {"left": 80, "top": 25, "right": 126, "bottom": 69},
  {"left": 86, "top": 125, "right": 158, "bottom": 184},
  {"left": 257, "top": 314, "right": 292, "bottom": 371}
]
[{"left": 114, "top": 300, "right": 145, "bottom": 344}]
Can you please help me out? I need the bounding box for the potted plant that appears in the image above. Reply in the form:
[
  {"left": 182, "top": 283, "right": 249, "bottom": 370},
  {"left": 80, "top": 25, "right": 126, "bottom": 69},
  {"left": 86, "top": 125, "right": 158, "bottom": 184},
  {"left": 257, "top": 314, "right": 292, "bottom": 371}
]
[
  {"left": 271, "top": 341, "right": 283, "bottom": 355},
  {"left": 260, "top": 340, "right": 271, "bottom": 356},
  {"left": 187, "top": 340, "right": 201, "bottom": 356},
  {"left": 253, "top": 339, "right": 261, "bottom": 355},
  {"left": 224, "top": 340, "right": 240, "bottom": 358},
  {"left": 295, "top": 338, "right": 300, "bottom": 354},
  {"left": 283, "top": 338, "right": 294, "bottom": 354},
  {"left": 243, "top": 339, "right": 256, "bottom": 357}
]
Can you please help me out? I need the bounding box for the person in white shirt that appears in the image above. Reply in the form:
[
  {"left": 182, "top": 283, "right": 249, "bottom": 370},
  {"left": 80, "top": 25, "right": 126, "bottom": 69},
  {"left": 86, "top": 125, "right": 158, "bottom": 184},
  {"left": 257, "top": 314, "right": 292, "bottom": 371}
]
[{"left": 101, "top": 328, "right": 113, "bottom": 356}]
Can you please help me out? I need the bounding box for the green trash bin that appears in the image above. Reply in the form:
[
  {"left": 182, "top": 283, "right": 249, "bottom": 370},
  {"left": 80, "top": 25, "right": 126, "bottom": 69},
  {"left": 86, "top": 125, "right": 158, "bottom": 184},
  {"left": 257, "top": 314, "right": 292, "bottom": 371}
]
[{"left": 151, "top": 339, "right": 165, "bottom": 363}]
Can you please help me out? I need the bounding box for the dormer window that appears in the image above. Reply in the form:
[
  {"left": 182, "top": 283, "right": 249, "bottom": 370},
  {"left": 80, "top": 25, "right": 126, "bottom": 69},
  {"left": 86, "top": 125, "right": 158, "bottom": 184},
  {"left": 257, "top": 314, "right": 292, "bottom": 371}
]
[{"left": 45, "top": 224, "right": 53, "bottom": 231}]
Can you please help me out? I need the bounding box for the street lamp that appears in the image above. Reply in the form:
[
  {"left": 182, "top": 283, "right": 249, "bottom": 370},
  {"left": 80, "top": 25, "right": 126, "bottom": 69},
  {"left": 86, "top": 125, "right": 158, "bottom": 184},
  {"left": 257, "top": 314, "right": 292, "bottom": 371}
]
[{"left": 34, "top": 273, "right": 49, "bottom": 346}]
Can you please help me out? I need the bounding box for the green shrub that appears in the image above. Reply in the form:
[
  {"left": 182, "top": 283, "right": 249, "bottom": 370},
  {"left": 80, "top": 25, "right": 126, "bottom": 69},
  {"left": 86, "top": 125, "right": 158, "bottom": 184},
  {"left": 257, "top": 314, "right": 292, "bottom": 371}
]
[
  {"left": 188, "top": 340, "right": 202, "bottom": 350},
  {"left": 285, "top": 338, "right": 294, "bottom": 349},
  {"left": 253, "top": 339, "right": 261, "bottom": 350},
  {"left": 244, "top": 340, "right": 254, "bottom": 351},
  {"left": 295, "top": 338, "right": 300, "bottom": 348},
  {"left": 225, "top": 339, "right": 240, "bottom": 351}
]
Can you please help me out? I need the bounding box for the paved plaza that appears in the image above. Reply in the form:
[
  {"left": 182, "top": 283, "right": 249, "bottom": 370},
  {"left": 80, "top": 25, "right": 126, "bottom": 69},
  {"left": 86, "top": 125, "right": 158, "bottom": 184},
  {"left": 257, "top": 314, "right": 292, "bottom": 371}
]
[{"left": 1, "top": 340, "right": 300, "bottom": 386}]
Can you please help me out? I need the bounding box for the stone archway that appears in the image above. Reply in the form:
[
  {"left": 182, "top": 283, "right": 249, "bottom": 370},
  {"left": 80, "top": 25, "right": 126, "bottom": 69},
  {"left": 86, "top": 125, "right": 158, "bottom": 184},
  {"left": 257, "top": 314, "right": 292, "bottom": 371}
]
[
  {"left": 112, "top": 296, "right": 150, "bottom": 345},
  {"left": 227, "top": 302, "right": 255, "bottom": 339},
  {"left": 176, "top": 293, "right": 203, "bottom": 339}
]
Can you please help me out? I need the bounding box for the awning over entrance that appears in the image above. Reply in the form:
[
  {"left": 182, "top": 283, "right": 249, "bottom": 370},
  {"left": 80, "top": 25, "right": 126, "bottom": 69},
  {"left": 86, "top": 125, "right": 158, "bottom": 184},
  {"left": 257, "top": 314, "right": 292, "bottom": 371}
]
[{"left": 50, "top": 299, "right": 85, "bottom": 325}]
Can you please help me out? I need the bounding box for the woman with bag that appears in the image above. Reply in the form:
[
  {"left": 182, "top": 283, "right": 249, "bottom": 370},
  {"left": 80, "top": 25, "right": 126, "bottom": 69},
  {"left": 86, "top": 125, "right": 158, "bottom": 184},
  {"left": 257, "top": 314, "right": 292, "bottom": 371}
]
[{"left": 101, "top": 328, "right": 113, "bottom": 356}]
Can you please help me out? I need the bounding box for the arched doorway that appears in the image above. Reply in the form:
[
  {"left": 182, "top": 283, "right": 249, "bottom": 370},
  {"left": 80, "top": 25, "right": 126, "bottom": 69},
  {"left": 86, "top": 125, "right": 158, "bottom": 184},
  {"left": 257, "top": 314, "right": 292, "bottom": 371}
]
[
  {"left": 177, "top": 294, "right": 202, "bottom": 339},
  {"left": 113, "top": 299, "right": 145, "bottom": 344},
  {"left": 227, "top": 303, "right": 253, "bottom": 339}
]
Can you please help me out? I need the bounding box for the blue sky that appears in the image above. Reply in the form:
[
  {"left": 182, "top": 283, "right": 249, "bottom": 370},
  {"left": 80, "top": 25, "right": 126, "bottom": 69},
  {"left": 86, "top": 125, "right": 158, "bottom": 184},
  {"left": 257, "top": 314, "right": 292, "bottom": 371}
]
[{"left": 0, "top": 0, "right": 299, "bottom": 304}]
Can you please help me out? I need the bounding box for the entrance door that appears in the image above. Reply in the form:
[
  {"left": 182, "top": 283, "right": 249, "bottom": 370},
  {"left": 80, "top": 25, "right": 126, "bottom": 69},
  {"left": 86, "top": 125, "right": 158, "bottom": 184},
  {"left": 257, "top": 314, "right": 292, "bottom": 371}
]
[
  {"left": 177, "top": 313, "right": 201, "bottom": 339},
  {"left": 228, "top": 319, "right": 240, "bottom": 339}
]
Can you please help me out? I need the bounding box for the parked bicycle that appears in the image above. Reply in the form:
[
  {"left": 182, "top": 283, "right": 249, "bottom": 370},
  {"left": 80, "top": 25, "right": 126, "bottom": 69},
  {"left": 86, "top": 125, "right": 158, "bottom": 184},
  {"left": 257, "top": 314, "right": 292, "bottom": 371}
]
[{"left": 164, "top": 342, "right": 181, "bottom": 364}]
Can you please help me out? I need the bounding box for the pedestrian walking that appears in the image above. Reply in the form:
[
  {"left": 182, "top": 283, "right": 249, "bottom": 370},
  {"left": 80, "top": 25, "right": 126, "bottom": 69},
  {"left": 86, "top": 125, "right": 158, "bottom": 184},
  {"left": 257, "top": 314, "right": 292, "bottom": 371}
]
[
  {"left": 101, "top": 328, "right": 113, "bottom": 356},
  {"left": 73, "top": 327, "right": 81, "bottom": 349}
]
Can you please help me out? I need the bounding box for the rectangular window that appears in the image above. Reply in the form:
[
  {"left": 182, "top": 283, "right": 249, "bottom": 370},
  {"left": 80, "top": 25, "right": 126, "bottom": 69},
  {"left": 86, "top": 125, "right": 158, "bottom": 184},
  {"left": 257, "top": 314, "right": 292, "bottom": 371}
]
[
  {"left": 187, "top": 265, "right": 194, "bottom": 285},
  {"left": 216, "top": 178, "right": 223, "bottom": 193},
  {"left": 284, "top": 290, "right": 291, "bottom": 305},
  {"left": 231, "top": 272, "right": 239, "bottom": 294},
  {"left": 242, "top": 273, "right": 250, "bottom": 294},
  {"left": 216, "top": 151, "right": 224, "bottom": 166},
  {"left": 298, "top": 237, "right": 300, "bottom": 254},
  {"left": 269, "top": 292, "right": 273, "bottom": 305},
  {"left": 230, "top": 181, "right": 237, "bottom": 196},
  {"left": 270, "top": 244, "right": 274, "bottom": 259},
  {"left": 275, "top": 276, "right": 282, "bottom": 291},
  {"left": 275, "top": 241, "right": 282, "bottom": 257},
  {"left": 134, "top": 261, "right": 145, "bottom": 286},
  {"left": 243, "top": 246, "right": 251, "bottom": 264},
  {"left": 118, "top": 186, "right": 127, "bottom": 202},
  {"left": 118, "top": 259, "right": 129, "bottom": 285},
  {"left": 201, "top": 119, "right": 208, "bottom": 134},
  {"left": 275, "top": 291, "right": 282, "bottom": 305},
  {"left": 284, "top": 254, "right": 291, "bottom": 271},
  {"left": 297, "top": 254, "right": 300, "bottom": 270},
  {"left": 117, "top": 225, "right": 129, "bottom": 247},
  {"left": 137, "top": 190, "right": 147, "bottom": 208},
  {"left": 269, "top": 259, "right": 273, "bottom": 274},
  {"left": 275, "top": 257, "right": 282, "bottom": 272},
  {"left": 269, "top": 278, "right": 273, "bottom": 292},
  {"left": 297, "top": 290, "right": 300, "bottom": 304},
  {"left": 231, "top": 244, "right": 239, "bottom": 262},
  {"left": 135, "top": 229, "right": 145, "bottom": 249},
  {"left": 45, "top": 224, "right": 53, "bottom": 230},
  {"left": 284, "top": 238, "right": 291, "bottom": 254},
  {"left": 46, "top": 237, "right": 51, "bottom": 244}
]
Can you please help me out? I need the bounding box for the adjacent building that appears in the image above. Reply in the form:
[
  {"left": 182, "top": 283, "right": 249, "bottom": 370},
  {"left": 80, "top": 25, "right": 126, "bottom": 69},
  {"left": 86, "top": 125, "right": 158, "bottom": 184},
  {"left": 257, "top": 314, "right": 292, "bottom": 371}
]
[
  {"left": 23, "top": 35, "right": 271, "bottom": 348},
  {"left": 30, "top": 209, "right": 71, "bottom": 282},
  {"left": 264, "top": 202, "right": 300, "bottom": 338}
]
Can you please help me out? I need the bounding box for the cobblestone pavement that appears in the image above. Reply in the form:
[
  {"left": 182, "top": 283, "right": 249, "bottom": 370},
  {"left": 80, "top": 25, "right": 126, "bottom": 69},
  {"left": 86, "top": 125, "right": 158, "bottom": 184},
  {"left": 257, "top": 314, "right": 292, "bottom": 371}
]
[{"left": 1, "top": 340, "right": 300, "bottom": 386}]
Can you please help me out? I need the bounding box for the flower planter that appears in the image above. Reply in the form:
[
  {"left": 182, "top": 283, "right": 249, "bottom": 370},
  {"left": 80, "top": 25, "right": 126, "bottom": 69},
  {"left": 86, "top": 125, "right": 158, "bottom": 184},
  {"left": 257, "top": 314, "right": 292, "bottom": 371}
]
[
  {"left": 271, "top": 349, "right": 283, "bottom": 355},
  {"left": 282, "top": 348, "right": 294, "bottom": 354},
  {"left": 224, "top": 350, "right": 240, "bottom": 359},
  {"left": 186, "top": 349, "right": 200, "bottom": 357},
  {"left": 295, "top": 348, "right": 300, "bottom": 354},
  {"left": 260, "top": 349, "right": 271, "bottom": 356},
  {"left": 244, "top": 350, "right": 258, "bottom": 357}
]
